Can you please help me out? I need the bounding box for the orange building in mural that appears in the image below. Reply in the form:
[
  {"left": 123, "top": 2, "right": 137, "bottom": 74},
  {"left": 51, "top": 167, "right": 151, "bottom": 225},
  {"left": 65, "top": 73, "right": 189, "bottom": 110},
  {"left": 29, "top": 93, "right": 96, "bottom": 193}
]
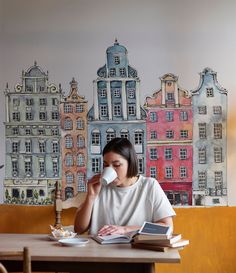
[{"left": 60, "top": 78, "right": 88, "bottom": 200}]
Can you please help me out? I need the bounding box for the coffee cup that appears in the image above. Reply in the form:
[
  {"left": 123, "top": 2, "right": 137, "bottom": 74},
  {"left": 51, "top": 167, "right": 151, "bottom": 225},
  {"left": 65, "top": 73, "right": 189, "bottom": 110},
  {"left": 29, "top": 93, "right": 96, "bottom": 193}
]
[{"left": 100, "top": 167, "right": 117, "bottom": 186}]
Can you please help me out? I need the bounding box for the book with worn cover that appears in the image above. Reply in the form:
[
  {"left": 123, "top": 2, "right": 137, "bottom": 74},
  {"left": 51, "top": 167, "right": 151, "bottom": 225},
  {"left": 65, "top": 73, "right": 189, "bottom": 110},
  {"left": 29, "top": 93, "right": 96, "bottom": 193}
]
[
  {"left": 92, "top": 230, "right": 138, "bottom": 245},
  {"left": 133, "top": 233, "right": 182, "bottom": 245},
  {"left": 136, "top": 221, "right": 173, "bottom": 240}
]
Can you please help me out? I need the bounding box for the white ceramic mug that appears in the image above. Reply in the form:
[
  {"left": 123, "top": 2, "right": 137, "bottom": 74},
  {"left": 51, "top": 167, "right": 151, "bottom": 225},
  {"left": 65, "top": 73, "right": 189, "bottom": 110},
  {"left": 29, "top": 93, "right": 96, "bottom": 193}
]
[{"left": 100, "top": 166, "right": 117, "bottom": 186}]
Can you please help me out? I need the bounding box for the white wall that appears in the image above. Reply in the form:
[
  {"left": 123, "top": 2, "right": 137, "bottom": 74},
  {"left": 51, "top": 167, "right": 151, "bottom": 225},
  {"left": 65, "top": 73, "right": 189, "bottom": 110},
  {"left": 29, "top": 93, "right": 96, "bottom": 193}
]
[{"left": 1, "top": 0, "right": 236, "bottom": 204}]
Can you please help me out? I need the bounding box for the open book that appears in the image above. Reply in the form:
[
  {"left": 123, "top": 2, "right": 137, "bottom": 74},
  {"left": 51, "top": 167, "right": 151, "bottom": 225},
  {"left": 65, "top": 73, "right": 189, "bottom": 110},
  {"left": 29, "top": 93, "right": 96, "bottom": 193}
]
[{"left": 93, "top": 230, "right": 139, "bottom": 245}]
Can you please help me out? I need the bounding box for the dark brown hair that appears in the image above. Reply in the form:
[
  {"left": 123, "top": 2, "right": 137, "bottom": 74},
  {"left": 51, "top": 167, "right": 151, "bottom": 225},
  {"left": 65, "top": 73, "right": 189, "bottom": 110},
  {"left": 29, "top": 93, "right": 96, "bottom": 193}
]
[{"left": 102, "top": 137, "right": 138, "bottom": 178}]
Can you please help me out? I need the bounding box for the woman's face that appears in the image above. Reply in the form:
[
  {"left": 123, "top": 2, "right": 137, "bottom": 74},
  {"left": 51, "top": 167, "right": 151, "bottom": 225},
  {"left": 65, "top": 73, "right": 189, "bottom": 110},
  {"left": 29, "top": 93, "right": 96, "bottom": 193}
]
[{"left": 103, "top": 151, "right": 129, "bottom": 186}]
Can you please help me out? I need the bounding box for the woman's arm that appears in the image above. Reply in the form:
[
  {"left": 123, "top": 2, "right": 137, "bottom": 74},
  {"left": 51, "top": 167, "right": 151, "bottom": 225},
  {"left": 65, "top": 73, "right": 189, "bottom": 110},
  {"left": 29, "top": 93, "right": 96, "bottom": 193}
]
[
  {"left": 74, "top": 175, "right": 101, "bottom": 234},
  {"left": 155, "top": 216, "right": 173, "bottom": 227}
]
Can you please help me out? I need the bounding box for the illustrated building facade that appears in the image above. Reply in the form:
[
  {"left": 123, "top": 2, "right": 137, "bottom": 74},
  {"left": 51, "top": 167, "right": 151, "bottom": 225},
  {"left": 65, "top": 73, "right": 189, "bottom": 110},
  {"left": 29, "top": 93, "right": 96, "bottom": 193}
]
[
  {"left": 60, "top": 78, "right": 88, "bottom": 200},
  {"left": 87, "top": 40, "right": 147, "bottom": 178},
  {"left": 191, "top": 68, "right": 228, "bottom": 206},
  {"left": 4, "top": 62, "right": 62, "bottom": 204},
  {"left": 144, "top": 74, "right": 193, "bottom": 205}
]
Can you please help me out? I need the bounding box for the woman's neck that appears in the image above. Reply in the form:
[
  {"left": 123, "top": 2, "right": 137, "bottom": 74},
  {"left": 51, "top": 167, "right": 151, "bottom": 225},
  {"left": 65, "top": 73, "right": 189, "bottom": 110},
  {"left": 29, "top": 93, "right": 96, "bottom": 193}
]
[{"left": 118, "top": 176, "right": 138, "bottom": 187}]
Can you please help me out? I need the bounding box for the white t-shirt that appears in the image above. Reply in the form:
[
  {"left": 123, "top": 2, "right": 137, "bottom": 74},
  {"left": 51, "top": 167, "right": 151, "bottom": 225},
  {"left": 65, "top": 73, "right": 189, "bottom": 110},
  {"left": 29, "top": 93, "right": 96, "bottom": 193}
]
[{"left": 89, "top": 175, "right": 176, "bottom": 235}]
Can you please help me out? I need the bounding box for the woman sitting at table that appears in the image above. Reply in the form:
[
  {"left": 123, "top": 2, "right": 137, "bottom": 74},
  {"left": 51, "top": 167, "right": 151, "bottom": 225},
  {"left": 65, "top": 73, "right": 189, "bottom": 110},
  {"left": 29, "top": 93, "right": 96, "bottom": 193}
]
[{"left": 74, "top": 137, "right": 176, "bottom": 236}]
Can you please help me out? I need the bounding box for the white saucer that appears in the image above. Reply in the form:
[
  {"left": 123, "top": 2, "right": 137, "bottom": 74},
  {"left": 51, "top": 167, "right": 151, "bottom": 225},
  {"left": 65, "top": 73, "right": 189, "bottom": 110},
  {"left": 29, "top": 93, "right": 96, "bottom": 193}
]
[
  {"left": 58, "top": 238, "right": 89, "bottom": 247},
  {"left": 47, "top": 234, "right": 77, "bottom": 241}
]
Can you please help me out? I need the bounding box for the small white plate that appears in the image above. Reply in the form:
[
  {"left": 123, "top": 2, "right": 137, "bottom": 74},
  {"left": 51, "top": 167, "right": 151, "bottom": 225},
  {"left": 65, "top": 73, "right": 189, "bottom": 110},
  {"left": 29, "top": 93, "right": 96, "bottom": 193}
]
[
  {"left": 47, "top": 234, "right": 77, "bottom": 241},
  {"left": 58, "top": 238, "right": 89, "bottom": 247}
]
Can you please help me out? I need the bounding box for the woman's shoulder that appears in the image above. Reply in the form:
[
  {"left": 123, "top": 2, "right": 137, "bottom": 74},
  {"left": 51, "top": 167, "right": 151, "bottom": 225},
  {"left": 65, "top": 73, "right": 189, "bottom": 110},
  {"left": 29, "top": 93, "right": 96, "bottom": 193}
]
[{"left": 139, "top": 175, "right": 159, "bottom": 188}]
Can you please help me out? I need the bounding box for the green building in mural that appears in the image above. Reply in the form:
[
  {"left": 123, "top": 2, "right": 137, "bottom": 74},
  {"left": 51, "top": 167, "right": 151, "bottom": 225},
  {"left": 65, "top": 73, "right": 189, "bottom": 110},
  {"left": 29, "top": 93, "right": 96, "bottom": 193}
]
[{"left": 4, "top": 62, "right": 62, "bottom": 205}]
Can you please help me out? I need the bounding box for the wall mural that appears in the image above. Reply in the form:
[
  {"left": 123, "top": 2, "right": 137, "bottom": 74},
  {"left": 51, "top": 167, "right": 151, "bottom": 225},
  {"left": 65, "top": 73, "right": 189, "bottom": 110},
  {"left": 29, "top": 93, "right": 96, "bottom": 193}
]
[{"left": 3, "top": 40, "right": 227, "bottom": 206}]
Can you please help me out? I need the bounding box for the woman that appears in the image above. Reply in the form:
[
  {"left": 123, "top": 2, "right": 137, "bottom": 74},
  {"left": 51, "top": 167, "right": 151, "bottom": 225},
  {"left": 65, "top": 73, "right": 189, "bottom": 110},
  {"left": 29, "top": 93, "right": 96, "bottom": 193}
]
[{"left": 74, "top": 137, "right": 176, "bottom": 235}]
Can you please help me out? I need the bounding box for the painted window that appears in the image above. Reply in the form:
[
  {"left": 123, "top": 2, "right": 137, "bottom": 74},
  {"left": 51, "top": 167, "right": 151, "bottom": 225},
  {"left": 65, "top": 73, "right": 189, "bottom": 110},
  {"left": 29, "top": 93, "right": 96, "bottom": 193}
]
[
  {"left": 109, "top": 68, "right": 116, "bottom": 77},
  {"left": 77, "top": 173, "right": 86, "bottom": 192},
  {"left": 179, "top": 148, "right": 187, "bottom": 160},
  {"left": 76, "top": 118, "right": 84, "bottom": 129},
  {"left": 138, "top": 158, "right": 144, "bottom": 173},
  {"left": 128, "top": 88, "right": 135, "bottom": 98},
  {"left": 119, "top": 68, "right": 126, "bottom": 77},
  {"left": 12, "top": 112, "right": 20, "bottom": 121},
  {"left": 150, "top": 131, "right": 157, "bottom": 139},
  {"left": 65, "top": 135, "right": 73, "bottom": 149},
  {"left": 26, "top": 112, "right": 33, "bottom": 120},
  {"left": 64, "top": 104, "right": 72, "bottom": 113},
  {"left": 92, "top": 158, "right": 100, "bottom": 173},
  {"left": 51, "top": 111, "right": 59, "bottom": 120},
  {"left": 106, "top": 128, "right": 115, "bottom": 143},
  {"left": 24, "top": 159, "right": 32, "bottom": 175},
  {"left": 26, "top": 98, "right": 34, "bottom": 106},
  {"left": 215, "top": 171, "right": 223, "bottom": 189},
  {"left": 92, "top": 131, "right": 100, "bottom": 145},
  {"left": 150, "top": 148, "right": 158, "bottom": 160},
  {"left": 39, "top": 141, "right": 45, "bottom": 153},
  {"left": 39, "top": 112, "right": 47, "bottom": 120},
  {"left": 39, "top": 98, "right": 47, "bottom": 105},
  {"left": 12, "top": 160, "right": 18, "bottom": 175},
  {"left": 113, "top": 104, "right": 121, "bottom": 116},
  {"left": 120, "top": 129, "right": 129, "bottom": 139},
  {"left": 66, "top": 172, "right": 74, "bottom": 184},
  {"left": 12, "top": 142, "right": 19, "bottom": 153},
  {"left": 113, "top": 89, "right": 121, "bottom": 97},
  {"left": 150, "top": 112, "right": 157, "bottom": 122},
  {"left": 150, "top": 167, "right": 157, "bottom": 178},
  {"left": 180, "top": 111, "right": 188, "bottom": 121},
  {"left": 128, "top": 104, "right": 135, "bottom": 115},
  {"left": 52, "top": 141, "right": 59, "bottom": 153},
  {"left": 39, "top": 159, "right": 45, "bottom": 175},
  {"left": 25, "top": 128, "right": 31, "bottom": 135},
  {"left": 198, "top": 147, "right": 206, "bottom": 164},
  {"left": 213, "top": 106, "right": 222, "bottom": 114},
  {"left": 198, "top": 171, "right": 206, "bottom": 190},
  {"left": 77, "top": 154, "right": 85, "bottom": 166},
  {"left": 166, "top": 111, "right": 174, "bottom": 121},
  {"left": 76, "top": 104, "right": 84, "bottom": 113},
  {"left": 114, "top": 56, "right": 120, "bottom": 64},
  {"left": 65, "top": 154, "right": 73, "bottom": 167},
  {"left": 12, "top": 127, "right": 19, "bottom": 135},
  {"left": 214, "top": 147, "right": 222, "bottom": 163},
  {"left": 38, "top": 128, "right": 45, "bottom": 135},
  {"left": 214, "top": 123, "right": 222, "bottom": 139},
  {"left": 166, "top": 130, "right": 174, "bottom": 139},
  {"left": 52, "top": 158, "right": 58, "bottom": 175},
  {"left": 165, "top": 148, "right": 172, "bottom": 160},
  {"left": 134, "top": 132, "right": 143, "bottom": 144},
  {"left": 51, "top": 129, "right": 59, "bottom": 135},
  {"left": 100, "top": 105, "right": 108, "bottom": 117},
  {"left": 198, "top": 106, "right": 207, "bottom": 114},
  {"left": 206, "top": 87, "right": 214, "bottom": 97},
  {"left": 180, "top": 130, "right": 188, "bottom": 138},
  {"left": 99, "top": 89, "right": 107, "bottom": 98},
  {"left": 77, "top": 135, "right": 85, "bottom": 148},
  {"left": 13, "top": 98, "right": 20, "bottom": 106},
  {"left": 52, "top": 98, "right": 58, "bottom": 106},
  {"left": 64, "top": 118, "right": 73, "bottom": 130},
  {"left": 199, "top": 123, "right": 206, "bottom": 139},
  {"left": 25, "top": 141, "right": 31, "bottom": 153},
  {"left": 179, "top": 166, "right": 187, "bottom": 178},
  {"left": 165, "top": 167, "right": 173, "bottom": 178},
  {"left": 166, "top": 93, "right": 174, "bottom": 101}
]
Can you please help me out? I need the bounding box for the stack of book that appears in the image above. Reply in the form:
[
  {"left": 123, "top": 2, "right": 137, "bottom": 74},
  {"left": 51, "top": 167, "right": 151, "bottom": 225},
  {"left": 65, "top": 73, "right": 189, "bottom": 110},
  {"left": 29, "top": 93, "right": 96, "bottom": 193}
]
[
  {"left": 131, "top": 221, "right": 189, "bottom": 252},
  {"left": 131, "top": 233, "right": 189, "bottom": 252}
]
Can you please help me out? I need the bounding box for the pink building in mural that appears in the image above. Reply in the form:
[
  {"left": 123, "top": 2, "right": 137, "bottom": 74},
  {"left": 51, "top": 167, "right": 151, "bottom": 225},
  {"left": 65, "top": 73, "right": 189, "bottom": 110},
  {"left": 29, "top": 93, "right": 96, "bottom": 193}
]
[{"left": 144, "top": 74, "right": 193, "bottom": 205}]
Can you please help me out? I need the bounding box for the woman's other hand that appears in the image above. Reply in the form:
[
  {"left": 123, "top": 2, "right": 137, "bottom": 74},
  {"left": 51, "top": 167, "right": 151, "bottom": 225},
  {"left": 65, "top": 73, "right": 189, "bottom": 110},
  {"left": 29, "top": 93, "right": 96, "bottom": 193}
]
[
  {"left": 98, "top": 225, "right": 126, "bottom": 236},
  {"left": 87, "top": 174, "right": 102, "bottom": 198}
]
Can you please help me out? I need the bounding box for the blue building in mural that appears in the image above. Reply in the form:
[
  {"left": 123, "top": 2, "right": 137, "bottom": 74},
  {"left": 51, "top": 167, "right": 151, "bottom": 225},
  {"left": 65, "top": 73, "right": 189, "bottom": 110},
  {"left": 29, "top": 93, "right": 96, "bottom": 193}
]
[
  {"left": 87, "top": 40, "right": 147, "bottom": 178},
  {"left": 191, "top": 68, "right": 228, "bottom": 206}
]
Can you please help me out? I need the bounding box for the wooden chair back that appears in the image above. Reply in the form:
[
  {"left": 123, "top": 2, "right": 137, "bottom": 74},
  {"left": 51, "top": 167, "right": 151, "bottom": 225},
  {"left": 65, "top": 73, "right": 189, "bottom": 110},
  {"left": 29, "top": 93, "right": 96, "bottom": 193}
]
[
  {"left": 0, "top": 247, "right": 31, "bottom": 273},
  {"left": 54, "top": 181, "right": 87, "bottom": 228}
]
